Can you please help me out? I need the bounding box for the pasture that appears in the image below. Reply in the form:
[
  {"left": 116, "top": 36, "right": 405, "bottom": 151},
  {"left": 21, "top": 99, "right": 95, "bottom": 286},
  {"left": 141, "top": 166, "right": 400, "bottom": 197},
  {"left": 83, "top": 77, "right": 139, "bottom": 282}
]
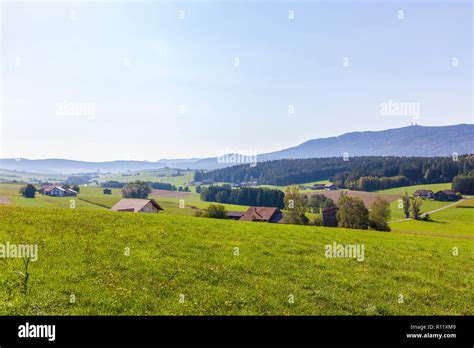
[{"left": 0, "top": 206, "right": 472, "bottom": 315}]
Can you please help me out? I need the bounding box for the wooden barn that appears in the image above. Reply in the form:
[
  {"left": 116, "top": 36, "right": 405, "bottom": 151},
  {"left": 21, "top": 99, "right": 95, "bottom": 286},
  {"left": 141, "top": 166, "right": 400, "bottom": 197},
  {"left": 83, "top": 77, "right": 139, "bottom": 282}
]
[
  {"left": 239, "top": 207, "right": 284, "bottom": 223},
  {"left": 322, "top": 206, "right": 339, "bottom": 227},
  {"left": 111, "top": 199, "right": 163, "bottom": 213},
  {"left": 434, "top": 190, "right": 458, "bottom": 202}
]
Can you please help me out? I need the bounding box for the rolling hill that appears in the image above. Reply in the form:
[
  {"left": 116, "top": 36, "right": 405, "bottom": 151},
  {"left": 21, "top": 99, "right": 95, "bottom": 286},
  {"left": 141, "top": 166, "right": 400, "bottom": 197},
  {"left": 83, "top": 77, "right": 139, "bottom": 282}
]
[
  {"left": 259, "top": 124, "right": 474, "bottom": 161},
  {"left": 1, "top": 124, "right": 472, "bottom": 173}
]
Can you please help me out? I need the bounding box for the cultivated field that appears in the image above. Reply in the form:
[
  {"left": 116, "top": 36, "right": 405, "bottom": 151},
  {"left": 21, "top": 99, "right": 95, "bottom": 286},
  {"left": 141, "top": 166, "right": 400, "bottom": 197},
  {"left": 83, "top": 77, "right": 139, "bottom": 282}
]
[{"left": 0, "top": 206, "right": 472, "bottom": 315}]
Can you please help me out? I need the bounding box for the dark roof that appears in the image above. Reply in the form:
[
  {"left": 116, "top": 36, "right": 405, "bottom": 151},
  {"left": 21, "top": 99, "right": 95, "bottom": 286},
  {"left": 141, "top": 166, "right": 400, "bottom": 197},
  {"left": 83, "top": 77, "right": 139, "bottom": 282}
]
[
  {"left": 414, "top": 190, "right": 434, "bottom": 195},
  {"left": 322, "top": 206, "right": 339, "bottom": 214},
  {"left": 435, "top": 190, "right": 456, "bottom": 196},
  {"left": 240, "top": 207, "right": 281, "bottom": 222},
  {"left": 111, "top": 199, "right": 163, "bottom": 212}
]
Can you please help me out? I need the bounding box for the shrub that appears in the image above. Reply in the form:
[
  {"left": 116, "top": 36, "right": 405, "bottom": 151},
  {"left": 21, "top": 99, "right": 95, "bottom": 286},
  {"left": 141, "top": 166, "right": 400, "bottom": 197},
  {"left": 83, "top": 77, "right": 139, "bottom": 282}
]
[
  {"left": 201, "top": 204, "right": 228, "bottom": 219},
  {"left": 122, "top": 181, "right": 152, "bottom": 198},
  {"left": 19, "top": 184, "right": 36, "bottom": 198},
  {"left": 337, "top": 195, "right": 369, "bottom": 230},
  {"left": 369, "top": 197, "right": 391, "bottom": 231}
]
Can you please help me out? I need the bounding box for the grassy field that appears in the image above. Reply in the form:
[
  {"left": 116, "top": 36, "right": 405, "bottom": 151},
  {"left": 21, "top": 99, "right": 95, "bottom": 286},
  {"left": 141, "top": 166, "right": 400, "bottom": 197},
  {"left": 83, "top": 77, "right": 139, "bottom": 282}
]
[
  {"left": 0, "top": 169, "right": 67, "bottom": 184},
  {"left": 378, "top": 183, "right": 452, "bottom": 195},
  {"left": 0, "top": 206, "right": 472, "bottom": 316},
  {"left": 99, "top": 169, "right": 195, "bottom": 188},
  {"left": 457, "top": 197, "right": 474, "bottom": 208},
  {"left": 390, "top": 204, "right": 474, "bottom": 239},
  {"left": 0, "top": 183, "right": 250, "bottom": 216}
]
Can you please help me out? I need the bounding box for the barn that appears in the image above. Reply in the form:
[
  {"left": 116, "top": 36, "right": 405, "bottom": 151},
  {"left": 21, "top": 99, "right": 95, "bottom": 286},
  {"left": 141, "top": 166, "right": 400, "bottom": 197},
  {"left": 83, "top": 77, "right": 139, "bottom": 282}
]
[
  {"left": 111, "top": 199, "right": 163, "bottom": 213},
  {"left": 239, "top": 207, "right": 284, "bottom": 223}
]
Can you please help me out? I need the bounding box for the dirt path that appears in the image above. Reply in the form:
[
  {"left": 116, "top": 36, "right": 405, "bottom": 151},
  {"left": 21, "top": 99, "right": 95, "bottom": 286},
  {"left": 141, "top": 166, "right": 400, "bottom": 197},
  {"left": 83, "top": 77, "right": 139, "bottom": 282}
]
[
  {"left": 389, "top": 199, "right": 466, "bottom": 224},
  {"left": 0, "top": 196, "right": 12, "bottom": 205}
]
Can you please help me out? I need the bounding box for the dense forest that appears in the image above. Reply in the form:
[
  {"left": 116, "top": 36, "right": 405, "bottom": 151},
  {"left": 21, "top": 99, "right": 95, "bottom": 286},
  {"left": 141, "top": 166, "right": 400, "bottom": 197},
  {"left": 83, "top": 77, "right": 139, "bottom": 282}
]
[
  {"left": 198, "top": 155, "right": 474, "bottom": 190},
  {"left": 200, "top": 185, "right": 285, "bottom": 208}
]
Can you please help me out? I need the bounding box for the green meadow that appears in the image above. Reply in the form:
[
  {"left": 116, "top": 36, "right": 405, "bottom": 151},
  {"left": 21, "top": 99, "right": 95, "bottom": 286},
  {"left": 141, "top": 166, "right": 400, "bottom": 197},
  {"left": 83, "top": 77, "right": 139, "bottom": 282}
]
[
  {"left": 378, "top": 182, "right": 452, "bottom": 195},
  {"left": 390, "top": 204, "right": 474, "bottom": 239},
  {"left": 98, "top": 169, "right": 195, "bottom": 188},
  {"left": 0, "top": 206, "right": 472, "bottom": 315}
]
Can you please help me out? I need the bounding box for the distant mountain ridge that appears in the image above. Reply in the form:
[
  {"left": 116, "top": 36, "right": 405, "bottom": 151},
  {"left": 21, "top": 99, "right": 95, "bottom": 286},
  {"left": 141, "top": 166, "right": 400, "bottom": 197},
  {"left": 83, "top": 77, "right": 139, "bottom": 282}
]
[
  {"left": 258, "top": 124, "right": 474, "bottom": 161},
  {"left": 1, "top": 124, "right": 472, "bottom": 174}
]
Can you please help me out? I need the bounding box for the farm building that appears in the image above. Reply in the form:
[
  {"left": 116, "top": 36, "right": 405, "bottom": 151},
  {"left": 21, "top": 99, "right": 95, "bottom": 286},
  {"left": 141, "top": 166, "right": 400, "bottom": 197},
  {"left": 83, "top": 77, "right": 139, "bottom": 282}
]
[
  {"left": 39, "top": 184, "right": 54, "bottom": 195},
  {"left": 103, "top": 188, "right": 112, "bottom": 194},
  {"left": 41, "top": 185, "right": 77, "bottom": 197},
  {"left": 240, "top": 207, "right": 284, "bottom": 223},
  {"left": 45, "top": 186, "right": 66, "bottom": 197},
  {"left": 434, "top": 190, "right": 459, "bottom": 202},
  {"left": 309, "top": 184, "right": 326, "bottom": 190},
  {"left": 322, "top": 206, "right": 338, "bottom": 227},
  {"left": 226, "top": 211, "right": 245, "bottom": 220},
  {"left": 65, "top": 189, "right": 78, "bottom": 197},
  {"left": 414, "top": 190, "right": 434, "bottom": 199},
  {"left": 305, "top": 183, "right": 337, "bottom": 190},
  {"left": 111, "top": 199, "right": 163, "bottom": 213}
]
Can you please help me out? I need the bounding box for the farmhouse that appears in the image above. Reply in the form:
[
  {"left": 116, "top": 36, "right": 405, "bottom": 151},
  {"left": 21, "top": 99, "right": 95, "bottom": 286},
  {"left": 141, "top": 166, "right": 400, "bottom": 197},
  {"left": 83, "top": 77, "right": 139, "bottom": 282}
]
[
  {"left": 322, "top": 206, "right": 338, "bottom": 227},
  {"left": 310, "top": 184, "right": 326, "bottom": 190},
  {"left": 45, "top": 186, "right": 65, "bottom": 197},
  {"left": 226, "top": 211, "right": 245, "bottom": 220},
  {"left": 41, "top": 185, "right": 77, "bottom": 197},
  {"left": 240, "top": 207, "right": 284, "bottom": 223},
  {"left": 414, "top": 189, "right": 434, "bottom": 199},
  {"left": 434, "top": 190, "right": 459, "bottom": 202},
  {"left": 305, "top": 183, "right": 337, "bottom": 190},
  {"left": 103, "top": 188, "right": 112, "bottom": 194},
  {"left": 111, "top": 199, "right": 163, "bottom": 213}
]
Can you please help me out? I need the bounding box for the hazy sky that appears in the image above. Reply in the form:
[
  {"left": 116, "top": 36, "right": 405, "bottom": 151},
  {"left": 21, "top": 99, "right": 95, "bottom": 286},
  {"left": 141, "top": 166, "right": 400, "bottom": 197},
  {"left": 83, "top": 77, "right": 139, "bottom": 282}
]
[{"left": 1, "top": 0, "right": 472, "bottom": 161}]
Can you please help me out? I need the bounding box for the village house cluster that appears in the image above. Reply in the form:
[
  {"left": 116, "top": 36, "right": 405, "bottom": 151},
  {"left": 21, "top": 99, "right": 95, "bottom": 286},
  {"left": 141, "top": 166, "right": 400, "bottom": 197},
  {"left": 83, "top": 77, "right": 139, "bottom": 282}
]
[{"left": 414, "top": 189, "right": 460, "bottom": 201}]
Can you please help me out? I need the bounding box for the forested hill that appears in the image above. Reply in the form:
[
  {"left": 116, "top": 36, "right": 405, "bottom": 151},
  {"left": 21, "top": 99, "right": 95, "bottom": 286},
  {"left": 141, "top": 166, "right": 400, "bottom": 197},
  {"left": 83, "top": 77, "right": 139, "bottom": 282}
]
[
  {"left": 259, "top": 124, "right": 474, "bottom": 160},
  {"left": 198, "top": 155, "right": 474, "bottom": 190}
]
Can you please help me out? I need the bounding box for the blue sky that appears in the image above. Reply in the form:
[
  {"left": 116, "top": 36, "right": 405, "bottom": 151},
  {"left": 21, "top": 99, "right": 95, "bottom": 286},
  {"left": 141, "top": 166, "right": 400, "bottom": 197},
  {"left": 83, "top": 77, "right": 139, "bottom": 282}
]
[{"left": 1, "top": 0, "right": 472, "bottom": 161}]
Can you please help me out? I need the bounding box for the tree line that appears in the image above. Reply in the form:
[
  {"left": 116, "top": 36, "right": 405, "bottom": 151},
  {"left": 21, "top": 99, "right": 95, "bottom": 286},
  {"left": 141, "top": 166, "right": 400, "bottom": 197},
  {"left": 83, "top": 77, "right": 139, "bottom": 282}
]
[
  {"left": 198, "top": 155, "right": 474, "bottom": 190},
  {"left": 102, "top": 180, "right": 188, "bottom": 192},
  {"left": 200, "top": 185, "right": 285, "bottom": 208}
]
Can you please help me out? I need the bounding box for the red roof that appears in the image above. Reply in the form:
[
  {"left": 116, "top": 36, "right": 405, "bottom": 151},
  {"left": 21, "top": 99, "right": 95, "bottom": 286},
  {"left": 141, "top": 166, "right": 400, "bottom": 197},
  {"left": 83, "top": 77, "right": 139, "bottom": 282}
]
[{"left": 240, "top": 207, "right": 282, "bottom": 222}]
